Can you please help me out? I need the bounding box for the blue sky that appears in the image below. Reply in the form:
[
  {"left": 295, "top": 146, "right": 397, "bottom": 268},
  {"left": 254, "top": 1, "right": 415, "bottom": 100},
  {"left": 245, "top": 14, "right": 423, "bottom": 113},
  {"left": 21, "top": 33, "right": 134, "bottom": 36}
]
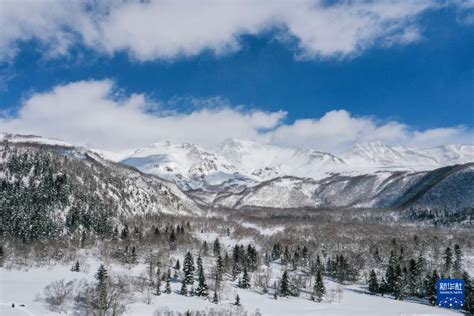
[{"left": 0, "top": 0, "right": 473, "bottom": 152}]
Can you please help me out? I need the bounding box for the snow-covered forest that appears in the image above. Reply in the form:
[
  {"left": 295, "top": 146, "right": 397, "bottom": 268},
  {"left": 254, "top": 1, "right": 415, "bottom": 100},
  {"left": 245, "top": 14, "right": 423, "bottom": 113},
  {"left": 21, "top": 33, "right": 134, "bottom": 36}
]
[{"left": 0, "top": 140, "right": 473, "bottom": 315}]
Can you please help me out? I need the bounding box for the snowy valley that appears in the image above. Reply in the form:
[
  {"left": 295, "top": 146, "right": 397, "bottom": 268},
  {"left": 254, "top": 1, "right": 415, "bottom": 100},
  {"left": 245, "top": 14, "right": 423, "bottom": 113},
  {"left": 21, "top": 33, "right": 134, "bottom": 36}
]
[{"left": 0, "top": 134, "right": 473, "bottom": 316}]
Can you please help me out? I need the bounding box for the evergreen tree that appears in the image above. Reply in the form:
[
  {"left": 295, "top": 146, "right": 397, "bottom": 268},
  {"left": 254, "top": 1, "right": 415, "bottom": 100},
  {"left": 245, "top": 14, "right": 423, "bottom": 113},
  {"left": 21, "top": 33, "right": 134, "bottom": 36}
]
[
  {"left": 234, "top": 294, "right": 241, "bottom": 306},
  {"left": 453, "top": 244, "right": 463, "bottom": 277},
  {"left": 183, "top": 251, "right": 195, "bottom": 285},
  {"left": 443, "top": 246, "right": 453, "bottom": 275},
  {"left": 385, "top": 251, "right": 397, "bottom": 293},
  {"left": 212, "top": 291, "right": 219, "bottom": 304},
  {"left": 416, "top": 253, "right": 427, "bottom": 296},
  {"left": 240, "top": 267, "right": 251, "bottom": 289},
  {"left": 312, "top": 269, "right": 325, "bottom": 302},
  {"left": 213, "top": 238, "right": 221, "bottom": 257},
  {"left": 271, "top": 243, "right": 281, "bottom": 261},
  {"left": 368, "top": 269, "right": 379, "bottom": 294},
  {"left": 283, "top": 246, "right": 291, "bottom": 265},
  {"left": 215, "top": 254, "right": 224, "bottom": 284},
  {"left": 280, "top": 270, "right": 291, "bottom": 297},
  {"left": 246, "top": 244, "right": 258, "bottom": 271},
  {"left": 232, "top": 244, "right": 243, "bottom": 279},
  {"left": 426, "top": 269, "right": 439, "bottom": 305},
  {"left": 95, "top": 264, "right": 108, "bottom": 315},
  {"left": 71, "top": 260, "right": 80, "bottom": 272},
  {"left": 175, "top": 259, "right": 181, "bottom": 271},
  {"left": 156, "top": 268, "right": 162, "bottom": 295},
  {"left": 195, "top": 258, "right": 209, "bottom": 297},
  {"left": 165, "top": 269, "right": 172, "bottom": 294},
  {"left": 393, "top": 264, "right": 404, "bottom": 300},
  {"left": 462, "top": 271, "right": 474, "bottom": 314},
  {"left": 292, "top": 246, "right": 301, "bottom": 270},
  {"left": 379, "top": 277, "right": 388, "bottom": 297},
  {"left": 407, "top": 258, "right": 417, "bottom": 296},
  {"left": 180, "top": 278, "right": 188, "bottom": 296}
]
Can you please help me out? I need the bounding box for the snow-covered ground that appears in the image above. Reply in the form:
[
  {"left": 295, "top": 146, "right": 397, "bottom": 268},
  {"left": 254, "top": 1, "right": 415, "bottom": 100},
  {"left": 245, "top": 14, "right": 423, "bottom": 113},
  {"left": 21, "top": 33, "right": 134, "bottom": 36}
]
[{"left": 0, "top": 262, "right": 464, "bottom": 316}]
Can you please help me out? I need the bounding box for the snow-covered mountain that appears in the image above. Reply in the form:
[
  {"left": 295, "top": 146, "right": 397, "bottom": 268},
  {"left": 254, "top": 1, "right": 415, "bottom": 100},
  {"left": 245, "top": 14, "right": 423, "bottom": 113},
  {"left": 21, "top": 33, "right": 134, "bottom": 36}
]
[
  {"left": 121, "top": 141, "right": 255, "bottom": 191},
  {"left": 218, "top": 138, "right": 345, "bottom": 180},
  {"left": 207, "top": 163, "right": 474, "bottom": 211},
  {"left": 0, "top": 138, "right": 201, "bottom": 219},
  {"left": 120, "top": 138, "right": 474, "bottom": 192},
  {"left": 3, "top": 133, "right": 472, "bottom": 213}
]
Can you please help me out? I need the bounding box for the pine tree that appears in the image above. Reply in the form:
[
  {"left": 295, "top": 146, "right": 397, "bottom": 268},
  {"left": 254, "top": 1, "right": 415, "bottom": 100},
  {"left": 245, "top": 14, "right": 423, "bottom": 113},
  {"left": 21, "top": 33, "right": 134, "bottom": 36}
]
[
  {"left": 443, "top": 246, "right": 453, "bottom": 275},
  {"left": 175, "top": 259, "right": 181, "bottom": 271},
  {"left": 368, "top": 269, "right": 379, "bottom": 294},
  {"left": 232, "top": 244, "right": 242, "bottom": 279},
  {"left": 215, "top": 254, "right": 224, "bottom": 298},
  {"left": 280, "top": 270, "right": 291, "bottom": 297},
  {"left": 195, "top": 259, "right": 209, "bottom": 297},
  {"left": 416, "top": 253, "right": 427, "bottom": 296},
  {"left": 271, "top": 243, "right": 281, "bottom": 261},
  {"left": 453, "top": 244, "right": 463, "bottom": 277},
  {"left": 283, "top": 246, "right": 291, "bottom": 265},
  {"left": 462, "top": 271, "right": 474, "bottom": 314},
  {"left": 212, "top": 291, "right": 219, "bottom": 304},
  {"left": 165, "top": 269, "right": 172, "bottom": 294},
  {"left": 215, "top": 255, "right": 224, "bottom": 283},
  {"left": 385, "top": 251, "right": 397, "bottom": 293},
  {"left": 240, "top": 267, "right": 251, "bottom": 289},
  {"left": 379, "top": 277, "right": 388, "bottom": 297},
  {"left": 407, "top": 258, "right": 417, "bottom": 296},
  {"left": 95, "top": 264, "right": 108, "bottom": 315},
  {"left": 213, "top": 238, "right": 221, "bottom": 257},
  {"left": 156, "top": 268, "right": 162, "bottom": 295},
  {"left": 180, "top": 278, "right": 188, "bottom": 296},
  {"left": 234, "top": 294, "right": 241, "bottom": 306},
  {"left": 183, "top": 251, "right": 195, "bottom": 285},
  {"left": 426, "top": 269, "right": 439, "bottom": 305},
  {"left": 393, "top": 264, "right": 404, "bottom": 300},
  {"left": 71, "top": 260, "right": 80, "bottom": 272},
  {"left": 247, "top": 244, "right": 258, "bottom": 271},
  {"left": 312, "top": 269, "right": 325, "bottom": 302}
]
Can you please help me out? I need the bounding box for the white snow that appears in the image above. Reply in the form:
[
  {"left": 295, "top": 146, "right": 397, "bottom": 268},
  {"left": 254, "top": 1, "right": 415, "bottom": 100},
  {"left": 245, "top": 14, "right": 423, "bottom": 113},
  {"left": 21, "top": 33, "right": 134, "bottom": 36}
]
[{"left": 0, "top": 263, "right": 464, "bottom": 316}]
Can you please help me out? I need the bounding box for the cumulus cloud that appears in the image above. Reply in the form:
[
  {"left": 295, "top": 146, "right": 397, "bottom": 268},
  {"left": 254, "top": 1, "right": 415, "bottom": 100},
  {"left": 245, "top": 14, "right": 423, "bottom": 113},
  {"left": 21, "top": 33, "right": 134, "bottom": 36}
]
[
  {"left": 0, "top": 0, "right": 465, "bottom": 62},
  {"left": 0, "top": 80, "right": 472, "bottom": 153}
]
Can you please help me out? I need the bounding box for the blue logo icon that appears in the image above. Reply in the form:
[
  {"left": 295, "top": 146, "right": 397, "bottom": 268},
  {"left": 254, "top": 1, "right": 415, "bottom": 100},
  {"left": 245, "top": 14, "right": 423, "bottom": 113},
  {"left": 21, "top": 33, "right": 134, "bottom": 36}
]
[{"left": 436, "top": 279, "right": 464, "bottom": 309}]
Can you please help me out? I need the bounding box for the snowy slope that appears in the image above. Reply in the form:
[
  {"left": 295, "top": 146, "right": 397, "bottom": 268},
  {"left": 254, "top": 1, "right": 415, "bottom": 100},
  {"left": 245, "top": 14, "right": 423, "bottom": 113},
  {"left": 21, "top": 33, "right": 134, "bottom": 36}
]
[
  {"left": 0, "top": 264, "right": 464, "bottom": 316},
  {"left": 211, "top": 163, "right": 474, "bottom": 211},
  {"left": 121, "top": 141, "right": 255, "bottom": 191},
  {"left": 218, "top": 138, "right": 346, "bottom": 180},
  {"left": 0, "top": 140, "right": 202, "bottom": 218},
  {"left": 119, "top": 138, "right": 474, "bottom": 191}
]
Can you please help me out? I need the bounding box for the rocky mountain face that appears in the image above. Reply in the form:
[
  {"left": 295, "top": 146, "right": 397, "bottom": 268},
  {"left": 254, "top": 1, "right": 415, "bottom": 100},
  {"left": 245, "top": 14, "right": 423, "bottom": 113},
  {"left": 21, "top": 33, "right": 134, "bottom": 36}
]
[{"left": 202, "top": 164, "right": 474, "bottom": 212}]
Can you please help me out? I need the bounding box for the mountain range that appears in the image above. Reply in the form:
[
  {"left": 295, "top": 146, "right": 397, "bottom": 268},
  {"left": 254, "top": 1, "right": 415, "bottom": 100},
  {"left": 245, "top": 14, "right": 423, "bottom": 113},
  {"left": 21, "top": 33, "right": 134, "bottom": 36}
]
[
  {"left": 119, "top": 138, "right": 474, "bottom": 191},
  {"left": 1, "top": 133, "right": 473, "bottom": 219}
]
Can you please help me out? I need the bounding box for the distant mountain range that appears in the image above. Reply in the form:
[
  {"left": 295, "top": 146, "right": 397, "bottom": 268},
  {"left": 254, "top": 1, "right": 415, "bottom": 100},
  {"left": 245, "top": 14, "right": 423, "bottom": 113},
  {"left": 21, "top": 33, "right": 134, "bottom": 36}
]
[
  {"left": 118, "top": 137, "right": 474, "bottom": 191},
  {"left": 1, "top": 133, "right": 473, "bottom": 218}
]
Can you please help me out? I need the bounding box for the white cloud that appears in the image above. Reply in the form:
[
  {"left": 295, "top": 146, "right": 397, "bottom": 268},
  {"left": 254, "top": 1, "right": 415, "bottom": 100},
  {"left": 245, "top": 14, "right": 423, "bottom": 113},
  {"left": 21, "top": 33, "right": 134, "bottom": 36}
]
[
  {"left": 0, "top": 80, "right": 472, "bottom": 153},
  {"left": 1, "top": 0, "right": 465, "bottom": 62},
  {"left": 0, "top": 80, "right": 285, "bottom": 150}
]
